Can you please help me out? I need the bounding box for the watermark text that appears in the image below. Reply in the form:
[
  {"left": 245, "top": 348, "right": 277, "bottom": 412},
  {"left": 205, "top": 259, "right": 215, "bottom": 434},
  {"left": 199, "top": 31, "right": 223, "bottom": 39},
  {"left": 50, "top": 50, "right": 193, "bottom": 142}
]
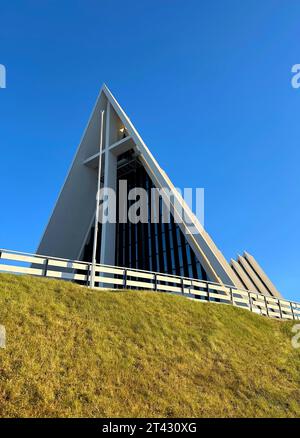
[
  {"left": 0, "top": 325, "right": 6, "bottom": 348},
  {"left": 97, "top": 181, "right": 204, "bottom": 235},
  {"left": 0, "top": 64, "right": 6, "bottom": 89},
  {"left": 291, "top": 64, "right": 300, "bottom": 89},
  {"left": 291, "top": 324, "right": 300, "bottom": 349}
]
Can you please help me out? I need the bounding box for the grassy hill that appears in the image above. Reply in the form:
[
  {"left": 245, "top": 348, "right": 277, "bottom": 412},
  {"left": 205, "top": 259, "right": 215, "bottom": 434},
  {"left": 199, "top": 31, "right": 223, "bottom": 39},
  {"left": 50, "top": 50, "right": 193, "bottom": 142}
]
[{"left": 0, "top": 273, "right": 299, "bottom": 418}]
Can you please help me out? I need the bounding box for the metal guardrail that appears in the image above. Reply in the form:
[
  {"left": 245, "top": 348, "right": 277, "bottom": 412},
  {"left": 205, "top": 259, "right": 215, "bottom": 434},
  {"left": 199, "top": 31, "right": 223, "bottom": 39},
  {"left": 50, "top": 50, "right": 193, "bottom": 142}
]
[{"left": 0, "top": 248, "right": 299, "bottom": 321}]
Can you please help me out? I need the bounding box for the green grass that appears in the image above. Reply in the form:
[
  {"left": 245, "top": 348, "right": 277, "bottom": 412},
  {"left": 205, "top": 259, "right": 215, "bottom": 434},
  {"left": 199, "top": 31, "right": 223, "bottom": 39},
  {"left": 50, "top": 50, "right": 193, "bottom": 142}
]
[{"left": 0, "top": 273, "right": 300, "bottom": 418}]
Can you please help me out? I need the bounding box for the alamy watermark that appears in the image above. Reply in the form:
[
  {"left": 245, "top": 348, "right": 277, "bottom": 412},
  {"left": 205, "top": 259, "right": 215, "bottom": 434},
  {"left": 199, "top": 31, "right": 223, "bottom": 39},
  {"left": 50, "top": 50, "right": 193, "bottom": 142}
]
[
  {"left": 96, "top": 181, "right": 204, "bottom": 235},
  {"left": 0, "top": 325, "right": 6, "bottom": 348},
  {"left": 291, "top": 64, "right": 300, "bottom": 89},
  {"left": 291, "top": 324, "right": 300, "bottom": 349},
  {"left": 0, "top": 64, "right": 6, "bottom": 88}
]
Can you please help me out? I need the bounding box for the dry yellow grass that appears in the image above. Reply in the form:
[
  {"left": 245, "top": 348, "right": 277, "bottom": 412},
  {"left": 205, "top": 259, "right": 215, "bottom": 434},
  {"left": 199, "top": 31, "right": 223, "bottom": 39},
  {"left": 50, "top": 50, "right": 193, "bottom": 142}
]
[{"left": 0, "top": 273, "right": 299, "bottom": 418}]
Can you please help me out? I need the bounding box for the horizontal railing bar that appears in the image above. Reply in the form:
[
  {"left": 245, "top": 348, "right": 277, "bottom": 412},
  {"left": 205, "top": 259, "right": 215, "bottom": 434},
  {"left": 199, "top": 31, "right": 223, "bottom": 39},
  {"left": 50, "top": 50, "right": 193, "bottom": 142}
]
[
  {"left": 0, "top": 264, "right": 45, "bottom": 276},
  {"left": 0, "top": 252, "right": 46, "bottom": 264},
  {"left": 0, "top": 248, "right": 89, "bottom": 265}
]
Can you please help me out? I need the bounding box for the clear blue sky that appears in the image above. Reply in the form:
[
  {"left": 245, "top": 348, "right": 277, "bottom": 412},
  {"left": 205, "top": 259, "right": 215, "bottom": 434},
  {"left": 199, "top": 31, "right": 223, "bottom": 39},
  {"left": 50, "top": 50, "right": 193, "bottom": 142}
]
[{"left": 0, "top": 0, "right": 299, "bottom": 301}]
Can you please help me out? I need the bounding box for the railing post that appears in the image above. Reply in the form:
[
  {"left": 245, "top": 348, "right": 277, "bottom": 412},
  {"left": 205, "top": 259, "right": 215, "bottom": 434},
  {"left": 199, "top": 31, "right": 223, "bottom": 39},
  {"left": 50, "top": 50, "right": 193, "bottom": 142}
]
[
  {"left": 154, "top": 273, "right": 157, "bottom": 291},
  {"left": 123, "top": 269, "right": 127, "bottom": 289},
  {"left": 181, "top": 278, "right": 185, "bottom": 294},
  {"left": 264, "top": 295, "right": 269, "bottom": 317},
  {"left": 207, "top": 282, "right": 210, "bottom": 302},
  {"left": 248, "top": 292, "right": 253, "bottom": 312},
  {"left": 86, "top": 264, "right": 91, "bottom": 287},
  {"left": 278, "top": 299, "right": 283, "bottom": 319},
  {"left": 229, "top": 287, "right": 234, "bottom": 305},
  {"left": 43, "top": 258, "right": 49, "bottom": 277},
  {"left": 290, "top": 302, "right": 295, "bottom": 320}
]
